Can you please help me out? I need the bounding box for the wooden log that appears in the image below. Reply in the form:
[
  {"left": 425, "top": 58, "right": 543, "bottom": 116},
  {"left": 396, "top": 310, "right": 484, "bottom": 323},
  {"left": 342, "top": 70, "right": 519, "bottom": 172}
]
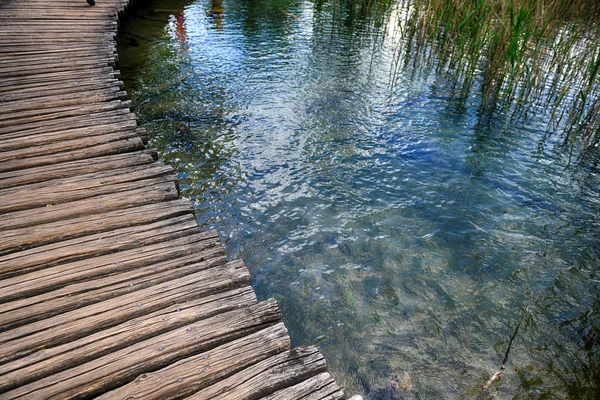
[
  {"left": 0, "top": 81, "right": 122, "bottom": 102},
  {"left": 0, "top": 164, "right": 175, "bottom": 213},
  {"left": 0, "top": 182, "right": 178, "bottom": 231},
  {"left": 0, "top": 261, "right": 252, "bottom": 364},
  {"left": 0, "top": 228, "right": 219, "bottom": 302},
  {"left": 0, "top": 136, "right": 146, "bottom": 173},
  {"left": 0, "top": 59, "right": 115, "bottom": 80},
  {"left": 0, "top": 71, "right": 121, "bottom": 93},
  {"left": 0, "top": 110, "right": 136, "bottom": 137},
  {"left": 0, "top": 100, "right": 132, "bottom": 128},
  {"left": 0, "top": 198, "right": 192, "bottom": 255},
  {"left": 0, "top": 121, "right": 137, "bottom": 150},
  {"left": 0, "top": 287, "right": 258, "bottom": 392},
  {"left": 261, "top": 373, "right": 345, "bottom": 400},
  {"left": 0, "top": 87, "right": 127, "bottom": 114},
  {"left": 186, "top": 347, "right": 327, "bottom": 400},
  {"left": 0, "top": 249, "right": 227, "bottom": 330},
  {"left": 0, "top": 66, "right": 118, "bottom": 87},
  {"left": 0, "top": 128, "right": 143, "bottom": 161},
  {"left": 96, "top": 323, "right": 298, "bottom": 400},
  {"left": 0, "top": 216, "right": 204, "bottom": 278},
  {"left": 0, "top": 136, "right": 145, "bottom": 173},
  {"left": 0, "top": 150, "right": 155, "bottom": 190},
  {"left": 2, "top": 306, "right": 286, "bottom": 399}
]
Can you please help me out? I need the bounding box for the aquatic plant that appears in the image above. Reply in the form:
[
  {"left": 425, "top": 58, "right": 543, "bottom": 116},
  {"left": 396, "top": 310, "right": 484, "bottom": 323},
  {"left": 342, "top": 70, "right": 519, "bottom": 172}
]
[{"left": 331, "top": 0, "right": 600, "bottom": 164}]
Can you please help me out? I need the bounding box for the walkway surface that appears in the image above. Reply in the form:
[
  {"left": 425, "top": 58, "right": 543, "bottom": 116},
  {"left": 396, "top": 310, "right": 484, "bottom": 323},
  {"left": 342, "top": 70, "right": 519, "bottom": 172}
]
[{"left": 0, "top": 0, "right": 344, "bottom": 398}]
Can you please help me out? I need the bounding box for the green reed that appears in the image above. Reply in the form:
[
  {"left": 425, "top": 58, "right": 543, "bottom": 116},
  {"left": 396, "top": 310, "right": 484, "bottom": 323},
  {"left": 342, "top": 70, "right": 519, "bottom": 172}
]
[
  {"left": 406, "top": 0, "right": 600, "bottom": 163},
  {"left": 332, "top": 0, "right": 600, "bottom": 163}
]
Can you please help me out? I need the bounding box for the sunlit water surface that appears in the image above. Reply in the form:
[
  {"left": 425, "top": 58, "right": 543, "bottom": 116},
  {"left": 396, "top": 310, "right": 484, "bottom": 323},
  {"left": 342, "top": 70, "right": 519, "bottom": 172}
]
[{"left": 118, "top": 1, "right": 600, "bottom": 398}]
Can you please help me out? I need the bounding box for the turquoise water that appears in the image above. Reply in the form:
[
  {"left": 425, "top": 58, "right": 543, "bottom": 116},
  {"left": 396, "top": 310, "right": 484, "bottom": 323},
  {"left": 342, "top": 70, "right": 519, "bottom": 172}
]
[{"left": 118, "top": 1, "right": 600, "bottom": 398}]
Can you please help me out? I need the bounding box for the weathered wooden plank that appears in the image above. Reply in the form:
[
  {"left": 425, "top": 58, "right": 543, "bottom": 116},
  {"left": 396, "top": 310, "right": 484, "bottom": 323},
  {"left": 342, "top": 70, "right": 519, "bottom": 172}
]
[
  {"left": 0, "top": 81, "right": 122, "bottom": 102},
  {"left": 0, "top": 286, "right": 258, "bottom": 392},
  {"left": 0, "top": 109, "right": 136, "bottom": 137},
  {"left": 0, "top": 198, "right": 192, "bottom": 255},
  {"left": 0, "top": 60, "right": 116, "bottom": 81},
  {"left": 0, "top": 53, "right": 115, "bottom": 68},
  {"left": 186, "top": 347, "right": 327, "bottom": 400},
  {"left": 0, "top": 228, "right": 218, "bottom": 302},
  {"left": 0, "top": 99, "right": 132, "bottom": 128},
  {"left": 0, "top": 128, "right": 141, "bottom": 160},
  {"left": 0, "top": 248, "right": 227, "bottom": 330},
  {"left": 0, "top": 182, "right": 176, "bottom": 231},
  {"left": 0, "top": 66, "right": 118, "bottom": 88},
  {"left": 96, "top": 322, "right": 295, "bottom": 400},
  {"left": 0, "top": 164, "right": 175, "bottom": 213},
  {"left": 261, "top": 373, "right": 345, "bottom": 400},
  {"left": 0, "top": 72, "right": 121, "bottom": 94},
  {"left": 0, "top": 122, "right": 141, "bottom": 152},
  {"left": 0, "top": 261, "right": 251, "bottom": 364},
  {"left": 0, "top": 150, "right": 155, "bottom": 189},
  {"left": 2, "top": 305, "right": 285, "bottom": 399},
  {"left": 0, "top": 137, "right": 145, "bottom": 173},
  {"left": 0, "top": 45, "right": 116, "bottom": 57},
  {"left": 0, "top": 74, "right": 121, "bottom": 91},
  {"left": 0, "top": 14, "right": 118, "bottom": 22},
  {"left": 0, "top": 87, "right": 127, "bottom": 114},
  {"left": 0, "top": 216, "right": 204, "bottom": 279}
]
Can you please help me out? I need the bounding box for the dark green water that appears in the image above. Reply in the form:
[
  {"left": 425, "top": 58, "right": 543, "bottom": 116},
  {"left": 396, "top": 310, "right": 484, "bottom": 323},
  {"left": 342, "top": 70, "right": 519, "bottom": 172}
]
[{"left": 117, "top": 1, "right": 600, "bottom": 398}]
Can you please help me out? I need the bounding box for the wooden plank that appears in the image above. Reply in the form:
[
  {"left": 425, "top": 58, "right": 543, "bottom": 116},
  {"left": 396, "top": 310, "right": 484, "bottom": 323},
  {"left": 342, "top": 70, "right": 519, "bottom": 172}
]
[
  {"left": 0, "top": 136, "right": 146, "bottom": 173},
  {"left": 0, "top": 215, "right": 204, "bottom": 279},
  {"left": 0, "top": 99, "right": 132, "bottom": 128},
  {"left": 0, "top": 81, "right": 122, "bottom": 102},
  {"left": 0, "top": 58, "right": 114, "bottom": 77},
  {"left": 0, "top": 54, "right": 116, "bottom": 70},
  {"left": 0, "top": 136, "right": 145, "bottom": 173},
  {"left": 0, "top": 128, "right": 141, "bottom": 160},
  {"left": 0, "top": 248, "right": 227, "bottom": 330},
  {"left": 0, "top": 150, "right": 155, "bottom": 189},
  {"left": 0, "top": 287, "right": 258, "bottom": 392},
  {"left": 0, "top": 110, "right": 136, "bottom": 138},
  {"left": 2, "top": 305, "right": 286, "bottom": 399},
  {"left": 0, "top": 122, "right": 141, "bottom": 152},
  {"left": 0, "top": 198, "right": 192, "bottom": 255},
  {"left": 0, "top": 87, "right": 127, "bottom": 114},
  {"left": 0, "top": 228, "right": 219, "bottom": 302},
  {"left": 0, "top": 72, "right": 121, "bottom": 94},
  {"left": 0, "top": 182, "right": 176, "bottom": 231},
  {"left": 0, "top": 66, "right": 118, "bottom": 88},
  {"left": 0, "top": 261, "right": 251, "bottom": 363},
  {"left": 186, "top": 347, "right": 327, "bottom": 400},
  {"left": 0, "top": 164, "right": 175, "bottom": 213},
  {"left": 261, "top": 373, "right": 345, "bottom": 400},
  {"left": 96, "top": 322, "right": 295, "bottom": 400}
]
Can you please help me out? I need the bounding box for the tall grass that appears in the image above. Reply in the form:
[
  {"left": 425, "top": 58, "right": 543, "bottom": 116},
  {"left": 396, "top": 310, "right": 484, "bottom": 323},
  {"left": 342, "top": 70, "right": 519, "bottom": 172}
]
[
  {"left": 399, "top": 0, "right": 600, "bottom": 163},
  {"left": 333, "top": 0, "right": 600, "bottom": 164}
]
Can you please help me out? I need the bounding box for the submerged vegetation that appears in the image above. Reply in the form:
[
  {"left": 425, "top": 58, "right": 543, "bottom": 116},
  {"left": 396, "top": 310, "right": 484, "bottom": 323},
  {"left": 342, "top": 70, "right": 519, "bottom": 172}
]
[{"left": 330, "top": 0, "right": 600, "bottom": 164}]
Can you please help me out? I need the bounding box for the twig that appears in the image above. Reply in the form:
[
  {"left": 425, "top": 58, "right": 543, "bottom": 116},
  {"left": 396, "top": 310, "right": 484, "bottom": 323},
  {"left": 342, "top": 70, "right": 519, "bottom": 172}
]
[{"left": 483, "top": 295, "right": 533, "bottom": 390}]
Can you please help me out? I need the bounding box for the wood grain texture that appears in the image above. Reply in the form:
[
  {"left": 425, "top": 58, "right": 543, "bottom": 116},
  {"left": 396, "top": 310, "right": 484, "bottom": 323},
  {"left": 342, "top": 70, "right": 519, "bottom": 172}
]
[{"left": 261, "top": 373, "right": 345, "bottom": 400}]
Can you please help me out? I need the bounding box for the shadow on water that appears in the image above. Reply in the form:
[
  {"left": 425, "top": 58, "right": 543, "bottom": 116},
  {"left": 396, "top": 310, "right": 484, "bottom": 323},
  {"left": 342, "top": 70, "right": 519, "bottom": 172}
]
[{"left": 117, "top": 0, "right": 600, "bottom": 398}]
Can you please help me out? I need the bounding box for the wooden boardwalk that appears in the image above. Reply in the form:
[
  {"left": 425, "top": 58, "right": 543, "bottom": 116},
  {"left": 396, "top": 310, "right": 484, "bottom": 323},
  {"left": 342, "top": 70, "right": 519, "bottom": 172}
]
[{"left": 0, "top": 0, "right": 344, "bottom": 398}]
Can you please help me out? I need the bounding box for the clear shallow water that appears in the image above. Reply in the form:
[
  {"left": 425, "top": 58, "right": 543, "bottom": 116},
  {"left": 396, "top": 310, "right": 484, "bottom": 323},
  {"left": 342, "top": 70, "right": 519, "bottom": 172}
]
[{"left": 118, "top": 1, "right": 600, "bottom": 398}]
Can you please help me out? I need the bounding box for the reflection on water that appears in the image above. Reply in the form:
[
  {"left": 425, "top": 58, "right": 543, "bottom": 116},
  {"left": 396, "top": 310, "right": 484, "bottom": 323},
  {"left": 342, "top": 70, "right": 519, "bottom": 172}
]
[{"left": 118, "top": 0, "right": 600, "bottom": 398}]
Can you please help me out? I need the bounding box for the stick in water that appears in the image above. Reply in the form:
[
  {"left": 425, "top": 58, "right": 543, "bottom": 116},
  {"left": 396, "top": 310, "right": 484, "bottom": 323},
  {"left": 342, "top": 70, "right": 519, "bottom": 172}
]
[{"left": 483, "top": 295, "right": 533, "bottom": 390}]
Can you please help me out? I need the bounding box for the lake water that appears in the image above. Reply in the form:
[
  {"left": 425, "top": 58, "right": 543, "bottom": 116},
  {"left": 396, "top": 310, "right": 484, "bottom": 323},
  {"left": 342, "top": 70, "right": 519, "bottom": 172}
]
[{"left": 118, "top": 0, "right": 600, "bottom": 398}]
